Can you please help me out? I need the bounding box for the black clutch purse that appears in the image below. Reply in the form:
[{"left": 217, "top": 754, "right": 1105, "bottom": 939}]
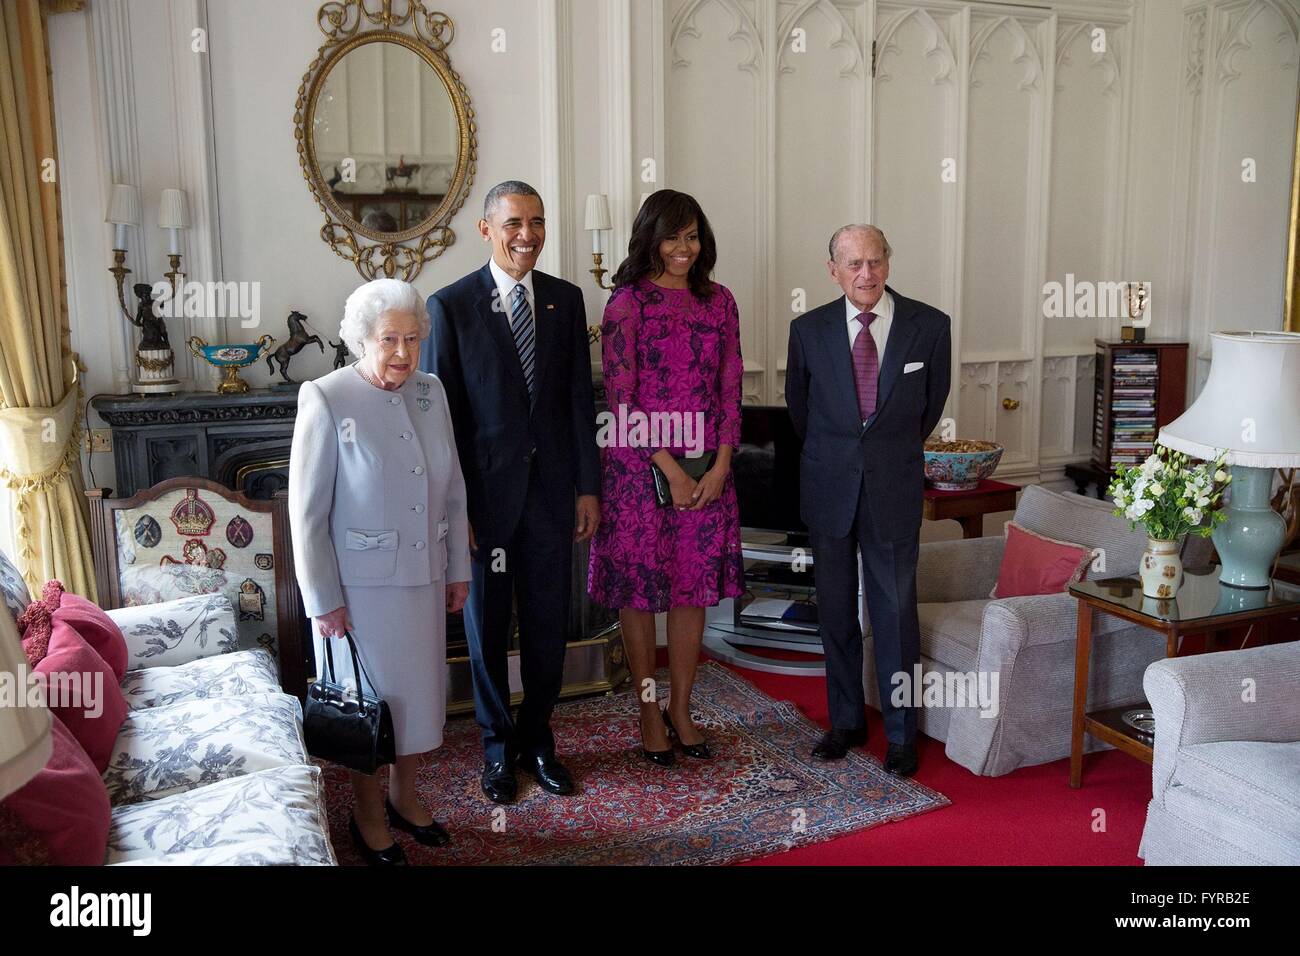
[
  {"left": 651, "top": 451, "right": 717, "bottom": 507},
  {"left": 303, "top": 630, "right": 396, "bottom": 775}
]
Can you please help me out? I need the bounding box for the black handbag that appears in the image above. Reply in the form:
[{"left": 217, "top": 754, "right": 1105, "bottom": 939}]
[
  {"left": 651, "top": 451, "right": 717, "bottom": 507},
  {"left": 303, "top": 630, "right": 396, "bottom": 775}
]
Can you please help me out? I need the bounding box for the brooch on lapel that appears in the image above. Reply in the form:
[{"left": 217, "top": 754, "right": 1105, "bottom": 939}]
[
  {"left": 417, "top": 398, "right": 431, "bottom": 411},
  {"left": 417, "top": 381, "right": 430, "bottom": 395}
]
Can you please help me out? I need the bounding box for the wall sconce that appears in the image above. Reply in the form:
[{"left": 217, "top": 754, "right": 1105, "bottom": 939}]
[
  {"left": 585, "top": 193, "right": 613, "bottom": 291},
  {"left": 105, "top": 183, "right": 183, "bottom": 395},
  {"left": 105, "top": 183, "right": 139, "bottom": 321},
  {"left": 159, "top": 188, "right": 189, "bottom": 297}
]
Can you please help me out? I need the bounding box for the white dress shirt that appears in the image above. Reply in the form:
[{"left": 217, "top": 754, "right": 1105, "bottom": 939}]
[
  {"left": 489, "top": 257, "right": 535, "bottom": 318},
  {"left": 845, "top": 289, "right": 893, "bottom": 367}
]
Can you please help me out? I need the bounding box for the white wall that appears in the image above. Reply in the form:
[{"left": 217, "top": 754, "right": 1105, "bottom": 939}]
[{"left": 45, "top": 0, "right": 1300, "bottom": 499}]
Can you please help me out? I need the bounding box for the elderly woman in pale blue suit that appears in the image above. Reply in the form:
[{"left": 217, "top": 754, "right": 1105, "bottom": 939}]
[{"left": 289, "top": 278, "right": 470, "bottom": 866}]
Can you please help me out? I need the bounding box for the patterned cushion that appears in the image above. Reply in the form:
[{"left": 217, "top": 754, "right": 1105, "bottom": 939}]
[
  {"left": 102, "top": 692, "right": 308, "bottom": 806},
  {"left": 105, "top": 764, "right": 336, "bottom": 865},
  {"left": 106, "top": 593, "right": 239, "bottom": 671},
  {"left": 111, "top": 487, "right": 281, "bottom": 660},
  {"left": 110, "top": 836, "right": 336, "bottom": 866},
  {"left": 0, "top": 548, "right": 30, "bottom": 626},
  {"left": 119, "top": 648, "right": 281, "bottom": 711}
]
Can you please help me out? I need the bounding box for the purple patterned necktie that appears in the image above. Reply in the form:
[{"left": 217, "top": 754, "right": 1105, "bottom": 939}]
[{"left": 852, "top": 311, "right": 879, "bottom": 421}]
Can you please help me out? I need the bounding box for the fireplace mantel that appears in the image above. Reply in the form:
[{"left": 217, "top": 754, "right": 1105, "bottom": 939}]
[{"left": 91, "top": 387, "right": 300, "bottom": 499}]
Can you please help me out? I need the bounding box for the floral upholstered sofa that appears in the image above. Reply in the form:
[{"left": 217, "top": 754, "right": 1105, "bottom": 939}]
[{"left": 1, "top": 548, "right": 335, "bottom": 866}]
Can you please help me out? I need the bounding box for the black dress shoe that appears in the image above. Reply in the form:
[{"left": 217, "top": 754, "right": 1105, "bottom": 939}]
[
  {"left": 811, "top": 727, "right": 868, "bottom": 761},
  {"left": 662, "top": 709, "right": 711, "bottom": 760},
  {"left": 481, "top": 760, "right": 518, "bottom": 804},
  {"left": 349, "top": 815, "right": 407, "bottom": 866},
  {"left": 884, "top": 743, "right": 918, "bottom": 777},
  {"left": 517, "top": 752, "right": 576, "bottom": 795},
  {"left": 385, "top": 798, "right": 451, "bottom": 847}
]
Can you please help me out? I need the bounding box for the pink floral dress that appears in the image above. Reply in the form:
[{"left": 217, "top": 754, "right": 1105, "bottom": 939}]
[{"left": 587, "top": 279, "right": 745, "bottom": 612}]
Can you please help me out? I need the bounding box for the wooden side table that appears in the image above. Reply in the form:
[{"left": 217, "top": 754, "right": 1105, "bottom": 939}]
[
  {"left": 923, "top": 479, "right": 1019, "bottom": 538},
  {"left": 1067, "top": 568, "right": 1300, "bottom": 787}
]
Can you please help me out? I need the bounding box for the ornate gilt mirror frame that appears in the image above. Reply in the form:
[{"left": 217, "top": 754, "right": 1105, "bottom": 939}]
[{"left": 294, "top": 0, "right": 476, "bottom": 281}]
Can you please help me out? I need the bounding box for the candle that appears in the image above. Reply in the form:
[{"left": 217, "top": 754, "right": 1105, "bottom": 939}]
[
  {"left": 591, "top": 229, "right": 601, "bottom": 255},
  {"left": 114, "top": 223, "right": 127, "bottom": 250},
  {"left": 168, "top": 227, "right": 180, "bottom": 255}
]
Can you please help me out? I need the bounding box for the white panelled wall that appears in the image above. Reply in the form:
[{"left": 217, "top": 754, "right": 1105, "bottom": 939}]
[
  {"left": 645, "top": 0, "right": 1299, "bottom": 483},
  {"left": 43, "top": 0, "right": 1300, "bottom": 496}
]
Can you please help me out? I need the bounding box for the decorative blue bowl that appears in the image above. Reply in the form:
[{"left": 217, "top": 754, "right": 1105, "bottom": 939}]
[{"left": 923, "top": 440, "right": 1005, "bottom": 491}]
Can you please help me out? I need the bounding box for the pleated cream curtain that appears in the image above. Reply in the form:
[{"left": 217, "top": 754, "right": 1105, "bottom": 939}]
[{"left": 0, "top": 0, "right": 95, "bottom": 600}]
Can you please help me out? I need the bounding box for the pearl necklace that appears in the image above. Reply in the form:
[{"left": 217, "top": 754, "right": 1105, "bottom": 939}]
[{"left": 355, "top": 364, "right": 396, "bottom": 391}]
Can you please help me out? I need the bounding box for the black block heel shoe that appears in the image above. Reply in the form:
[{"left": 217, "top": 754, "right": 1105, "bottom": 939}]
[
  {"left": 385, "top": 798, "right": 451, "bottom": 847},
  {"left": 349, "top": 815, "right": 407, "bottom": 866},
  {"left": 663, "top": 709, "right": 712, "bottom": 760}
]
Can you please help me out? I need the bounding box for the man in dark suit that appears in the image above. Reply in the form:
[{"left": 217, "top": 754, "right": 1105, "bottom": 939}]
[
  {"left": 784, "top": 225, "right": 951, "bottom": 777},
  {"left": 420, "top": 181, "right": 600, "bottom": 803}
]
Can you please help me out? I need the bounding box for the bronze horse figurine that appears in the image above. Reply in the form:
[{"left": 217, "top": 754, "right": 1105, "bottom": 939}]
[{"left": 267, "top": 310, "right": 324, "bottom": 383}]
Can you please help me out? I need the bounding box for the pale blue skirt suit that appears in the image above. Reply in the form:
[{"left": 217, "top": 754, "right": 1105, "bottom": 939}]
[{"left": 289, "top": 365, "right": 471, "bottom": 755}]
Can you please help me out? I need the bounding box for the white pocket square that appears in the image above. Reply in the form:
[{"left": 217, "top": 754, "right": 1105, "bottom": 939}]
[{"left": 904, "top": 361, "right": 924, "bottom": 373}]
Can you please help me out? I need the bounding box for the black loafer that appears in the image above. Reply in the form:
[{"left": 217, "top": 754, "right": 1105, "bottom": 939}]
[
  {"left": 349, "top": 815, "right": 406, "bottom": 866},
  {"left": 517, "top": 752, "right": 576, "bottom": 795},
  {"left": 481, "top": 759, "right": 518, "bottom": 804},
  {"left": 662, "top": 709, "right": 711, "bottom": 760},
  {"left": 385, "top": 798, "right": 451, "bottom": 847},
  {"left": 811, "top": 727, "right": 868, "bottom": 761},
  {"left": 884, "top": 742, "right": 918, "bottom": 777}
]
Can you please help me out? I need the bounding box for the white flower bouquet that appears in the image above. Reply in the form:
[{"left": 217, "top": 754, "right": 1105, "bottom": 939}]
[{"left": 1107, "top": 443, "right": 1231, "bottom": 542}]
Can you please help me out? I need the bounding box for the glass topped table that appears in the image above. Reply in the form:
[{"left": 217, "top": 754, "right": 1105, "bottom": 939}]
[{"left": 1066, "top": 566, "right": 1300, "bottom": 787}]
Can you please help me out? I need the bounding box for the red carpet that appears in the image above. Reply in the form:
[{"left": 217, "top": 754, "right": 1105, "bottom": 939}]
[{"left": 720, "top": 650, "right": 1149, "bottom": 865}]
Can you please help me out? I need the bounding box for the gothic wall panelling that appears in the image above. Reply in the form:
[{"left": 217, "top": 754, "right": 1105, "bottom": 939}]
[
  {"left": 668, "top": 0, "right": 767, "bottom": 402},
  {"left": 1183, "top": 0, "right": 1300, "bottom": 391}
]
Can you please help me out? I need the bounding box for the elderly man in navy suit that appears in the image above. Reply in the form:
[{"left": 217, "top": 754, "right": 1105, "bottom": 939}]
[
  {"left": 784, "top": 225, "right": 951, "bottom": 777},
  {"left": 421, "top": 181, "right": 600, "bottom": 803}
]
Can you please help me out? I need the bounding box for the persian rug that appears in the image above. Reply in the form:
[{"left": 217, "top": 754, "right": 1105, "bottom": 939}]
[{"left": 318, "top": 662, "right": 949, "bottom": 865}]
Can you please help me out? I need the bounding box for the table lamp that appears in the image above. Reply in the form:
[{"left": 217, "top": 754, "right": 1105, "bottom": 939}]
[
  {"left": 0, "top": 608, "right": 51, "bottom": 801},
  {"left": 1159, "top": 331, "right": 1300, "bottom": 589}
]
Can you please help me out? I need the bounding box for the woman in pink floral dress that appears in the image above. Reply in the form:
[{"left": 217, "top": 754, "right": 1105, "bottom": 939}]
[{"left": 588, "top": 190, "right": 744, "bottom": 765}]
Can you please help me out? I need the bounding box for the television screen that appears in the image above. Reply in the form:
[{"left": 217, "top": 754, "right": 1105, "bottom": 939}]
[{"left": 732, "top": 405, "right": 806, "bottom": 537}]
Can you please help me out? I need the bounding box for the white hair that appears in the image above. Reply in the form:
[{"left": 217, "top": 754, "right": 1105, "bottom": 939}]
[{"left": 339, "top": 279, "right": 428, "bottom": 356}]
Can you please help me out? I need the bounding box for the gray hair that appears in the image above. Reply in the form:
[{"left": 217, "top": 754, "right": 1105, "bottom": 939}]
[
  {"left": 339, "top": 278, "right": 428, "bottom": 356},
  {"left": 828, "top": 224, "right": 892, "bottom": 263},
  {"left": 483, "top": 180, "right": 542, "bottom": 220}
]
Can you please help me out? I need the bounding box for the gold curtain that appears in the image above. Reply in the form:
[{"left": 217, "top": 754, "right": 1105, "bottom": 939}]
[{"left": 0, "top": 0, "right": 95, "bottom": 599}]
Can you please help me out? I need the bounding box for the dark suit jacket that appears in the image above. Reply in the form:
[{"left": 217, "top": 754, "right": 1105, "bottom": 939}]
[
  {"left": 784, "top": 286, "right": 951, "bottom": 540},
  {"left": 420, "top": 263, "right": 600, "bottom": 549}
]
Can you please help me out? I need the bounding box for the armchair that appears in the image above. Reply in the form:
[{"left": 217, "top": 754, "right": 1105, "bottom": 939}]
[
  {"left": 864, "top": 484, "right": 1180, "bottom": 775},
  {"left": 1139, "top": 642, "right": 1300, "bottom": 865}
]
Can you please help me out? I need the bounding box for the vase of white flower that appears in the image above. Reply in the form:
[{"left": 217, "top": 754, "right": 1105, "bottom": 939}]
[
  {"left": 1107, "top": 444, "right": 1231, "bottom": 599},
  {"left": 1139, "top": 537, "right": 1183, "bottom": 599}
]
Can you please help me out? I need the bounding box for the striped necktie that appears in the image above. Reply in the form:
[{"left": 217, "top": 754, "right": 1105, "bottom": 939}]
[
  {"left": 852, "top": 311, "right": 879, "bottom": 421},
  {"left": 510, "top": 283, "right": 536, "bottom": 401}
]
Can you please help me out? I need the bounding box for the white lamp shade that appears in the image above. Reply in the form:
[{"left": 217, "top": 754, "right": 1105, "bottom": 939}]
[
  {"left": 105, "top": 183, "right": 139, "bottom": 226},
  {"left": 0, "top": 608, "right": 52, "bottom": 801},
  {"left": 584, "top": 193, "right": 611, "bottom": 232},
  {"left": 159, "top": 188, "right": 189, "bottom": 230},
  {"left": 1159, "top": 331, "right": 1300, "bottom": 468}
]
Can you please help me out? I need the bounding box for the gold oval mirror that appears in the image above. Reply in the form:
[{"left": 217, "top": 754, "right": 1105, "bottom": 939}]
[{"left": 294, "top": 2, "right": 476, "bottom": 280}]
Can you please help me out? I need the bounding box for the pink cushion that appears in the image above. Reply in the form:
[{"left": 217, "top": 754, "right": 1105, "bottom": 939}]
[
  {"left": 1, "top": 714, "right": 111, "bottom": 865},
  {"left": 54, "top": 593, "right": 128, "bottom": 682},
  {"left": 33, "top": 619, "right": 128, "bottom": 773},
  {"left": 991, "top": 521, "right": 1093, "bottom": 599}
]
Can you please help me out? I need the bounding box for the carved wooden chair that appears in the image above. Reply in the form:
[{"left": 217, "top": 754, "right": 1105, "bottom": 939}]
[{"left": 86, "top": 476, "right": 310, "bottom": 699}]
